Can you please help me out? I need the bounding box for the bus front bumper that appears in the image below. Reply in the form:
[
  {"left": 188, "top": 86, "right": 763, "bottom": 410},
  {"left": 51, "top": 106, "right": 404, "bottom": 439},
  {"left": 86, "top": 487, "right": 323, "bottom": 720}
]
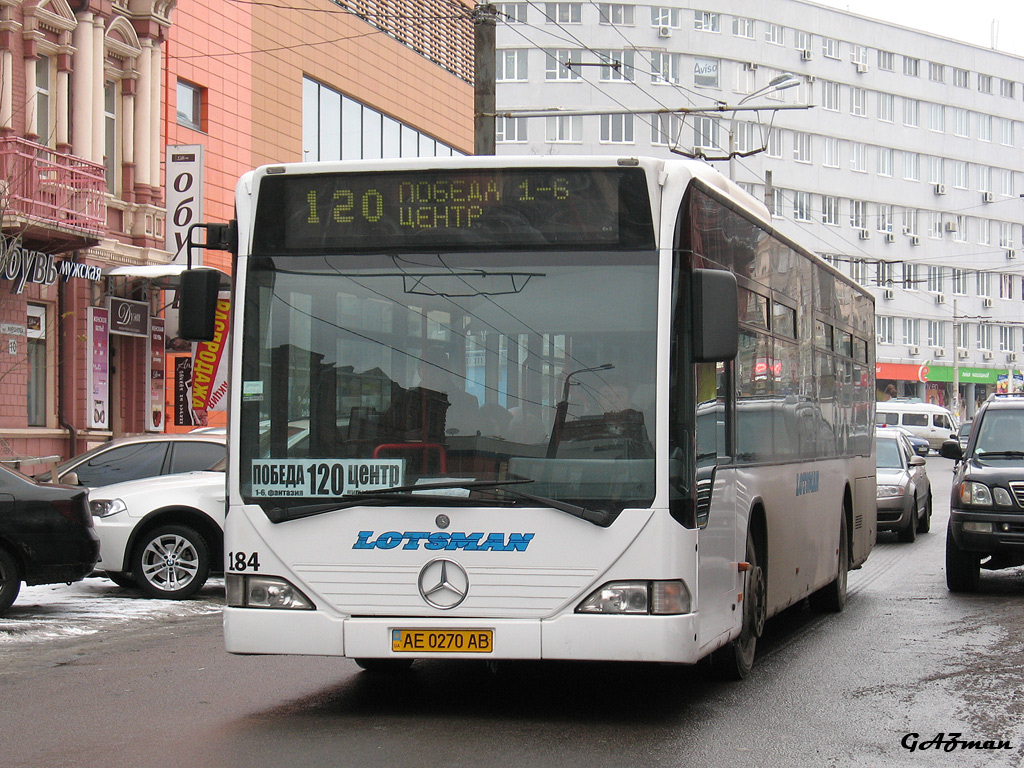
[{"left": 224, "top": 607, "right": 705, "bottom": 664}]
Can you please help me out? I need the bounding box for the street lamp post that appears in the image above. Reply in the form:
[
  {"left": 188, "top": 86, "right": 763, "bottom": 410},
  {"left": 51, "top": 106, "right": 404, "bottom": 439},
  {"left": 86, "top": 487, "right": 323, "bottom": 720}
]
[{"left": 729, "top": 73, "right": 802, "bottom": 180}]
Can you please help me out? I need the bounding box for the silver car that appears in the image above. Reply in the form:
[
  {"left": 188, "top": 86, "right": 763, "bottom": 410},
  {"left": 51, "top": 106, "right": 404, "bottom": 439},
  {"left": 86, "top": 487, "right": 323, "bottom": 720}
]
[{"left": 876, "top": 427, "right": 932, "bottom": 542}]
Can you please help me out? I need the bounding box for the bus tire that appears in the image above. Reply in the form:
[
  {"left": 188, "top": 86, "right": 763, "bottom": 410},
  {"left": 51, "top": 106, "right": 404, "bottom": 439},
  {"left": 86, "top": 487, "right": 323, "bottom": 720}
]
[
  {"left": 710, "top": 529, "right": 765, "bottom": 681},
  {"left": 0, "top": 546, "right": 21, "bottom": 616},
  {"left": 810, "top": 512, "right": 848, "bottom": 613}
]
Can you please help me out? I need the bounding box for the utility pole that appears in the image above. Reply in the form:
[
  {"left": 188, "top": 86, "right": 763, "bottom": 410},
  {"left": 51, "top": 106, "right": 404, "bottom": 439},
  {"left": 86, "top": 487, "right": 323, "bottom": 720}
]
[{"left": 474, "top": 3, "right": 498, "bottom": 155}]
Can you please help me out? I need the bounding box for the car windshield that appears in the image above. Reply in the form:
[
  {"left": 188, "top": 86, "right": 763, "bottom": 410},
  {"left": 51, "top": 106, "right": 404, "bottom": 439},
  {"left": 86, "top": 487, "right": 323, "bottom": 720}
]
[
  {"left": 238, "top": 250, "right": 659, "bottom": 517},
  {"left": 974, "top": 413, "right": 1024, "bottom": 455},
  {"left": 876, "top": 436, "right": 905, "bottom": 469}
]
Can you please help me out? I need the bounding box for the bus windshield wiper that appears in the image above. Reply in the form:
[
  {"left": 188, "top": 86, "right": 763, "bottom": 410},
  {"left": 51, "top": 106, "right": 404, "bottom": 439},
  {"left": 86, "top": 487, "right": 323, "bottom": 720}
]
[
  {"left": 264, "top": 479, "right": 535, "bottom": 522},
  {"left": 263, "top": 478, "right": 613, "bottom": 526}
]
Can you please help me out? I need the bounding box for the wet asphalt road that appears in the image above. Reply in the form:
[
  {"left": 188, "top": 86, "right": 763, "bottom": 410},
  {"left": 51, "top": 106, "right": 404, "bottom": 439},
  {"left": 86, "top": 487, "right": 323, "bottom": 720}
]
[{"left": 2, "top": 455, "right": 1023, "bottom": 768}]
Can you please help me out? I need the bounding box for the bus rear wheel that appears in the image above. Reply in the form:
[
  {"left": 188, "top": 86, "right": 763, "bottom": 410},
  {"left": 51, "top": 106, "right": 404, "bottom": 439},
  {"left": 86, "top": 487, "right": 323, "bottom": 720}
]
[
  {"left": 711, "top": 529, "right": 765, "bottom": 680},
  {"left": 810, "top": 513, "right": 849, "bottom": 613}
]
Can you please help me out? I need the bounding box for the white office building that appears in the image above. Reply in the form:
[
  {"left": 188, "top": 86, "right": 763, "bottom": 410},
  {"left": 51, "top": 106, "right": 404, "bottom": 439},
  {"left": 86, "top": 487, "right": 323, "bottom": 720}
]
[{"left": 495, "top": 0, "right": 1024, "bottom": 418}]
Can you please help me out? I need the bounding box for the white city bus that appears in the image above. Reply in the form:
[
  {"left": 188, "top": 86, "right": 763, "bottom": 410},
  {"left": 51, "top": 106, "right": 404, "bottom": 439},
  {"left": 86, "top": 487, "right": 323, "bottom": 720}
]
[{"left": 186, "top": 155, "right": 875, "bottom": 679}]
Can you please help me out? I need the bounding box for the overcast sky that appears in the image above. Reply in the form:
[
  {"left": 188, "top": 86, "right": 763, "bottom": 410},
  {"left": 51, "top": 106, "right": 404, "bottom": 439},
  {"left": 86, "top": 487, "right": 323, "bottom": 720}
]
[{"left": 815, "top": 0, "right": 1024, "bottom": 56}]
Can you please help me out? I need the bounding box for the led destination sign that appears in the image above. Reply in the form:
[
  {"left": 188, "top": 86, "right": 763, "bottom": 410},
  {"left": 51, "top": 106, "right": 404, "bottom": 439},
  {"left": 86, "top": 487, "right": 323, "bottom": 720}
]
[{"left": 253, "top": 167, "right": 655, "bottom": 252}]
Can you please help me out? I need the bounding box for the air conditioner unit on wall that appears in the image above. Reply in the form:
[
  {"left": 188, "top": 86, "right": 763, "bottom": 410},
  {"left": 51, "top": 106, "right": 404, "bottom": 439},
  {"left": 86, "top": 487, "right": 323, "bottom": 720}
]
[
  {"left": 658, "top": 26, "right": 673, "bottom": 38},
  {"left": 743, "top": 61, "right": 758, "bottom": 71},
  {"left": 984, "top": 351, "right": 994, "bottom": 360},
  {"left": 983, "top": 191, "right": 994, "bottom": 203},
  {"left": 855, "top": 62, "right": 868, "bottom": 74},
  {"left": 858, "top": 229, "right": 870, "bottom": 240},
  {"left": 935, "top": 347, "right": 946, "bottom": 358},
  {"left": 958, "top": 349, "right": 970, "bottom": 358},
  {"left": 883, "top": 288, "right": 894, "bottom": 300},
  {"left": 909, "top": 345, "right": 919, "bottom": 355},
  {"left": 910, "top": 235, "right": 921, "bottom": 246},
  {"left": 934, "top": 183, "right": 946, "bottom": 195},
  {"left": 1007, "top": 249, "right": 1017, "bottom": 260},
  {"left": 935, "top": 293, "right": 946, "bottom": 304},
  {"left": 945, "top": 221, "right": 958, "bottom": 233},
  {"left": 801, "top": 49, "right": 813, "bottom": 61},
  {"left": 885, "top": 232, "right": 896, "bottom": 243},
  {"left": 984, "top": 297, "right": 994, "bottom": 308},
  {"left": 1009, "top": 353, "right": 1018, "bottom": 363}
]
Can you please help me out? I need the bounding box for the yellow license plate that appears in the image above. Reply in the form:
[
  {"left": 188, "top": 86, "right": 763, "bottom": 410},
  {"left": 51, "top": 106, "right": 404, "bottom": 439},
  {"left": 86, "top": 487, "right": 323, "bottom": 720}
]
[{"left": 391, "top": 629, "right": 493, "bottom": 653}]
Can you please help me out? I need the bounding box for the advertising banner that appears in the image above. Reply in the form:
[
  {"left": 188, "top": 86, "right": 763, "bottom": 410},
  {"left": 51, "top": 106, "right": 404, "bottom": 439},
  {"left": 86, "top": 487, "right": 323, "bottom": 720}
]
[
  {"left": 148, "top": 318, "right": 165, "bottom": 431},
  {"left": 165, "top": 145, "right": 205, "bottom": 264},
  {"left": 87, "top": 307, "right": 109, "bottom": 429},
  {"left": 190, "top": 299, "right": 231, "bottom": 425}
]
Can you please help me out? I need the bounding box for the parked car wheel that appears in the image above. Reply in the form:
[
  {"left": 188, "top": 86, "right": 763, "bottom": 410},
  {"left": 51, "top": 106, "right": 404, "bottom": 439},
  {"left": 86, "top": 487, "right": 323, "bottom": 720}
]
[
  {"left": 132, "top": 524, "right": 210, "bottom": 600},
  {"left": 105, "top": 570, "right": 137, "bottom": 589},
  {"left": 917, "top": 494, "right": 932, "bottom": 534},
  {"left": 897, "top": 497, "right": 918, "bottom": 543},
  {"left": 945, "top": 524, "right": 981, "bottom": 593},
  {"left": 0, "top": 546, "right": 21, "bottom": 615}
]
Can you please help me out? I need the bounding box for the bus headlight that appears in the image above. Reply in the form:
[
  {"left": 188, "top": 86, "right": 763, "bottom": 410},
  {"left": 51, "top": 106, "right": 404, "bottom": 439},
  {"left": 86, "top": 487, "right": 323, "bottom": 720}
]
[
  {"left": 576, "top": 580, "right": 691, "bottom": 615},
  {"left": 226, "top": 574, "right": 314, "bottom": 609}
]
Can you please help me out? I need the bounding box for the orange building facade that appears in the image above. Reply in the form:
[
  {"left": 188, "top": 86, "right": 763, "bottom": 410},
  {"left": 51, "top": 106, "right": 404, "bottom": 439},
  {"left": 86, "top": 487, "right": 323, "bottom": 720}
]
[{"left": 0, "top": 0, "right": 473, "bottom": 466}]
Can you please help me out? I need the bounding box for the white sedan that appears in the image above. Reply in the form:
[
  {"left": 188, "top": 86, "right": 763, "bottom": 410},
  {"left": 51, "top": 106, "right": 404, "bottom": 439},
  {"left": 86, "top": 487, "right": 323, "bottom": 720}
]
[{"left": 88, "top": 469, "right": 226, "bottom": 599}]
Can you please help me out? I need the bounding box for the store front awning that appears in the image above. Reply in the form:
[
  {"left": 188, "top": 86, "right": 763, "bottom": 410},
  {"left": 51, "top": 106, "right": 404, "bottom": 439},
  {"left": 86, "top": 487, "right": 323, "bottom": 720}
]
[{"left": 102, "top": 264, "right": 231, "bottom": 290}]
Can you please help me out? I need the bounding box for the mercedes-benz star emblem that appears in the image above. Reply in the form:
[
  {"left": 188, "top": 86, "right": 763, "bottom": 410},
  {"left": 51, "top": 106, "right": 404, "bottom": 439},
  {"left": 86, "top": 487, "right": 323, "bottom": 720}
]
[{"left": 417, "top": 558, "right": 469, "bottom": 609}]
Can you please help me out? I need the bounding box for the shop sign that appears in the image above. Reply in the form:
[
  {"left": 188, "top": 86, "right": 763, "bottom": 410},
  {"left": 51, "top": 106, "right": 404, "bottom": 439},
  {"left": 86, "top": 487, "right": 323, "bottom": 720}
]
[
  {"left": 148, "top": 318, "right": 165, "bottom": 432},
  {"left": 0, "top": 235, "right": 103, "bottom": 294},
  {"left": 694, "top": 58, "right": 720, "bottom": 88},
  {"left": 87, "top": 307, "right": 109, "bottom": 429},
  {"left": 925, "top": 366, "right": 1000, "bottom": 384},
  {"left": 107, "top": 297, "right": 149, "bottom": 337},
  {"left": 166, "top": 145, "right": 205, "bottom": 264}
]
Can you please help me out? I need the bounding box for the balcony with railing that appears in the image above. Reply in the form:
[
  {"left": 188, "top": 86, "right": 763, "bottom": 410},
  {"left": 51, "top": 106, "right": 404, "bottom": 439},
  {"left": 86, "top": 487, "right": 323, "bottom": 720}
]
[{"left": 0, "top": 136, "right": 106, "bottom": 252}]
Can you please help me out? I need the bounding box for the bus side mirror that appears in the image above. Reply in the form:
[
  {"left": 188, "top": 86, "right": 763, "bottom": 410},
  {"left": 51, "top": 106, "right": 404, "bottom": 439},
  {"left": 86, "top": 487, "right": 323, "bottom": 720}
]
[
  {"left": 178, "top": 268, "right": 222, "bottom": 341},
  {"left": 692, "top": 269, "right": 738, "bottom": 362}
]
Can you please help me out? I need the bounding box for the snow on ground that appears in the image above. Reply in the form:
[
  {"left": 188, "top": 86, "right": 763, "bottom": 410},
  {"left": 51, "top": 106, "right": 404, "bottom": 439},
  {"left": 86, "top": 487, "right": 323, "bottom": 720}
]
[{"left": 0, "top": 575, "right": 223, "bottom": 649}]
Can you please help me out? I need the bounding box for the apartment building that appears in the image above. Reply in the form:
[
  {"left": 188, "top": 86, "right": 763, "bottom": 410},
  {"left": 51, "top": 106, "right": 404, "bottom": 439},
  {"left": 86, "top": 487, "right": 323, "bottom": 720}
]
[
  {"left": 495, "top": 0, "right": 1024, "bottom": 418},
  {"left": 0, "top": 0, "right": 473, "bottom": 465}
]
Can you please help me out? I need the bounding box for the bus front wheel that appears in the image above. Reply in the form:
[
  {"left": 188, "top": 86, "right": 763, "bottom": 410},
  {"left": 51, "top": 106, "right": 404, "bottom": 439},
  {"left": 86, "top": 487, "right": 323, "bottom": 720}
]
[
  {"left": 711, "top": 529, "right": 765, "bottom": 681},
  {"left": 810, "top": 512, "right": 849, "bottom": 613}
]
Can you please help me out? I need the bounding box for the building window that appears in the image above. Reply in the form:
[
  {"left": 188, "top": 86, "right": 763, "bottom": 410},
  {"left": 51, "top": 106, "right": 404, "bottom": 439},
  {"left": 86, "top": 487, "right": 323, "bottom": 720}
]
[
  {"left": 302, "top": 77, "right": 456, "bottom": 161},
  {"left": 903, "top": 319, "right": 921, "bottom": 347},
  {"left": 978, "top": 271, "right": 992, "bottom": 297},
  {"left": 927, "top": 320, "right": 944, "bottom": 348},
  {"left": 978, "top": 166, "right": 992, "bottom": 193},
  {"left": 651, "top": 52, "right": 681, "bottom": 85},
  {"left": 979, "top": 218, "right": 991, "bottom": 245},
  {"left": 953, "top": 68, "right": 969, "bottom": 88},
  {"left": 877, "top": 203, "right": 893, "bottom": 232},
  {"left": 732, "top": 17, "right": 755, "bottom": 38},
  {"left": 903, "top": 152, "right": 920, "bottom": 181},
  {"left": 544, "top": 3, "right": 581, "bottom": 24},
  {"left": 34, "top": 55, "right": 55, "bottom": 145},
  {"left": 877, "top": 316, "right": 894, "bottom": 345},
  {"left": 733, "top": 121, "right": 756, "bottom": 153},
  {"left": 824, "top": 137, "right": 839, "bottom": 168},
  {"left": 545, "top": 49, "right": 582, "bottom": 81},
  {"left": 850, "top": 199, "right": 868, "bottom": 230},
  {"left": 903, "top": 56, "right": 920, "bottom": 77},
  {"left": 822, "top": 38, "right": 840, "bottom": 59},
  {"left": 795, "top": 30, "right": 811, "bottom": 53},
  {"left": 26, "top": 304, "right": 47, "bottom": 427},
  {"left": 954, "top": 161, "right": 969, "bottom": 189},
  {"left": 735, "top": 65, "right": 756, "bottom": 94},
  {"left": 546, "top": 114, "right": 581, "bottom": 142},
  {"left": 496, "top": 116, "right": 528, "bottom": 143},
  {"left": 979, "top": 114, "right": 993, "bottom": 141},
  {"left": 850, "top": 143, "right": 867, "bottom": 172},
  {"left": 877, "top": 147, "right": 893, "bottom": 177},
  {"left": 903, "top": 209, "right": 919, "bottom": 238},
  {"left": 978, "top": 73, "right": 993, "bottom": 93},
  {"left": 851, "top": 88, "right": 866, "bottom": 117},
  {"left": 955, "top": 323, "right": 970, "bottom": 351},
  {"left": 651, "top": 113, "right": 682, "bottom": 146},
  {"left": 597, "top": 50, "right": 634, "bottom": 81},
  {"left": 928, "top": 156, "right": 944, "bottom": 185},
  {"left": 497, "top": 3, "right": 528, "bottom": 23},
  {"left": 928, "top": 62, "right": 944, "bottom": 83},
  {"left": 928, "top": 103, "right": 945, "bottom": 132},
  {"left": 496, "top": 50, "right": 528, "bottom": 81},
  {"left": 694, "top": 10, "right": 719, "bottom": 32},
  {"left": 904, "top": 262, "right": 920, "bottom": 290},
  {"left": 978, "top": 324, "right": 993, "bottom": 351},
  {"left": 822, "top": 81, "right": 840, "bottom": 112},
  {"left": 878, "top": 93, "right": 894, "bottom": 123},
  {"left": 765, "top": 23, "right": 784, "bottom": 46},
  {"left": 600, "top": 113, "right": 634, "bottom": 143},
  {"left": 651, "top": 6, "right": 681, "bottom": 27},
  {"left": 177, "top": 79, "right": 203, "bottom": 130},
  {"left": 903, "top": 98, "right": 919, "bottom": 128},
  {"left": 1000, "top": 326, "right": 1014, "bottom": 352},
  {"left": 822, "top": 195, "right": 841, "bottom": 225},
  {"left": 792, "top": 131, "right": 812, "bottom": 163},
  {"left": 952, "top": 268, "right": 968, "bottom": 295},
  {"left": 692, "top": 115, "right": 721, "bottom": 152},
  {"left": 927, "top": 265, "right": 944, "bottom": 293},
  {"left": 771, "top": 188, "right": 785, "bottom": 217},
  {"left": 851, "top": 258, "right": 867, "bottom": 285},
  {"left": 1000, "top": 275, "right": 1015, "bottom": 301},
  {"left": 953, "top": 108, "right": 969, "bottom": 137},
  {"left": 766, "top": 128, "right": 782, "bottom": 158},
  {"left": 999, "top": 221, "right": 1014, "bottom": 248},
  {"left": 1000, "top": 78, "right": 1015, "bottom": 98},
  {"left": 597, "top": 3, "right": 633, "bottom": 25},
  {"left": 104, "top": 80, "right": 119, "bottom": 193},
  {"left": 1001, "top": 118, "right": 1015, "bottom": 146},
  {"left": 878, "top": 50, "right": 895, "bottom": 71},
  {"left": 694, "top": 58, "right": 720, "bottom": 88},
  {"left": 1000, "top": 169, "right": 1015, "bottom": 197}
]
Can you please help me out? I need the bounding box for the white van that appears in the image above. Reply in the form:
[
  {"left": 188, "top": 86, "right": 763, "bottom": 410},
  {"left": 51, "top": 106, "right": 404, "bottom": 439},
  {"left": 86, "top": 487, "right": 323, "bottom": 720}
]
[{"left": 875, "top": 400, "right": 958, "bottom": 452}]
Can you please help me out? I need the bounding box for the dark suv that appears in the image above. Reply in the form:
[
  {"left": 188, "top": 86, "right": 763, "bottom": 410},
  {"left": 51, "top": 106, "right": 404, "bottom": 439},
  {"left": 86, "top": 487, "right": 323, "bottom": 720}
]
[{"left": 940, "top": 394, "right": 1024, "bottom": 591}]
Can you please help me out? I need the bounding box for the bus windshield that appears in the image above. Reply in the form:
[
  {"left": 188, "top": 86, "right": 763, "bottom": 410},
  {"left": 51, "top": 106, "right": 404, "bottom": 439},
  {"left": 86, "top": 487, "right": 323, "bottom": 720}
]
[{"left": 238, "top": 248, "right": 658, "bottom": 517}]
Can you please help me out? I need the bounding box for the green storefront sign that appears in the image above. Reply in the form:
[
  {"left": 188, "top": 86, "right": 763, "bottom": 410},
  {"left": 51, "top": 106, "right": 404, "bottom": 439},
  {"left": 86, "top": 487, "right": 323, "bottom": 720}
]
[{"left": 924, "top": 365, "right": 1009, "bottom": 384}]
